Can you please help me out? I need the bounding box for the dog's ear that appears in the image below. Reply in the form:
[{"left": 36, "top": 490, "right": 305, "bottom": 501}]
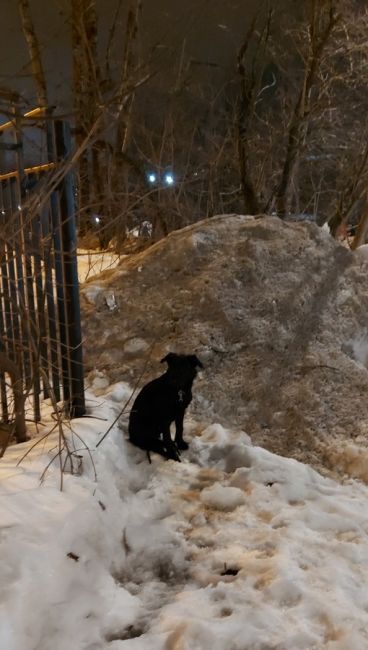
[
  {"left": 161, "top": 352, "right": 177, "bottom": 365},
  {"left": 189, "top": 355, "right": 204, "bottom": 369}
]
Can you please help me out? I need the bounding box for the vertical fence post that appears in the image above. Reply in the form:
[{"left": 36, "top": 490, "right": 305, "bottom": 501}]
[
  {"left": 39, "top": 197, "right": 61, "bottom": 403},
  {"left": 0, "top": 190, "right": 16, "bottom": 363},
  {"left": 0, "top": 184, "right": 8, "bottom": 422},
  {"left": 13, "top": 108, "right": 41, "bottom": 420},
  {"left": 55, "top": 120, "right": 85, "bottom": 418},
  {"left": 46, "top": 119, "right": 70, "bottom": 407}
]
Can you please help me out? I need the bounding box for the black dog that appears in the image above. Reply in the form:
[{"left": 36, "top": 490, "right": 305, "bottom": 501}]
[{"left": 128, "top": 353, "right": 203, "bottom": 461}]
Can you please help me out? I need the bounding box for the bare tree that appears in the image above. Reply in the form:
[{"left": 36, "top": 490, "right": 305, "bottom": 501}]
[{"left": 11, "top": 0, "right": 368, "bottom": 248}]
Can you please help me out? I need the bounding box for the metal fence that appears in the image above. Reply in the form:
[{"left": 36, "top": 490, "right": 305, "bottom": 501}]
[{"left": 0, "top": 108, "right": 85, "bottom": 422}]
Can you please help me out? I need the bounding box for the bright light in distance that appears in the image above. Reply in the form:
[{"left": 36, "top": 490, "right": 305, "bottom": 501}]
[
  {"left": 94, "top": 216, "right": 100, "bottom": 224},
  {"left": 165, "top": 173, "right": 174, "bottom": 185},
  {"left": 148, "top": 173, "right": 156, "bottom": 183}
]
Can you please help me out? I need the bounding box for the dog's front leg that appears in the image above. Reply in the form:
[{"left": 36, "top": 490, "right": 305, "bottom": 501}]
[
  {"left": 174, "top": 410, "right": 189, "bottom": 450},
  {"left": 162, "top": 425, "right": 181, "bottom": 461}
]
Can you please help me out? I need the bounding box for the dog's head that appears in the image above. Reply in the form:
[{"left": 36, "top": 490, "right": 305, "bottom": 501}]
[{"left": 161, "top": 353, "right": 203, "bottom": 386}]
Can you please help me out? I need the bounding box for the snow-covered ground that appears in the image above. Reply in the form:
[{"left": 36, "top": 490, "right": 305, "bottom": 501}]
[
  {"left": 2, "top": 384, "right": 368, "bottom": 649},
  {"left": 77, "top": 250, "right": 121, "bottom": 283}
]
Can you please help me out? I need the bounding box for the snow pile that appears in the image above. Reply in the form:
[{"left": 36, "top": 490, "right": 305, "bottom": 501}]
[
  {"left": 200, "top": 483, "right": 246, "bottom": 511},
  {"left": 3, "top": 387, "right": 368, "bottom": 648},
  {"left": 354, "top": 243, "right": 368, "bottom": 262},
  {"left": 81, "top": 215, "right": 368, "bottom": 477}
]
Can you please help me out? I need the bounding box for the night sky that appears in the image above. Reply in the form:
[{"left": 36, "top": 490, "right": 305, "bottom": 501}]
[{"left": 0, "top": 0, "right": 261, "bottom": 108}]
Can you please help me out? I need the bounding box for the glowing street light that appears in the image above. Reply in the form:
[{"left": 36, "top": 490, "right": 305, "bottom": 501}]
[
  {"left": 165, "top": 173, "right": 174, "bottom": 185},
  {"left": 148, "top": 173, "right": 157, "bottom": 183}
]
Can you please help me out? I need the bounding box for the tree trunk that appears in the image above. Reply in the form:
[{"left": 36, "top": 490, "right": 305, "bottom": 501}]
[
  {"left": 110, "top": 1, "right": 142, "bottom": 241},
  {"left": 114, "top": 0, "right": 142, "bottom": 156},
  {"left": 236, "top": 14, "right": 269, "bottom": 216},
  {"left": 71, "top": 0, "right": 100, "bottom": 230},
  {"left": 0, "top": 352, "right": 27, "bottom": 446},
  {"left": 351, "top": 200, "right": 368, "bottom": 250},
  {"left": 18, "top": 0, "right": 48, "bottom": 107},
  {"left": 276, "top": 0, "right": 338, "bottom": 217}
]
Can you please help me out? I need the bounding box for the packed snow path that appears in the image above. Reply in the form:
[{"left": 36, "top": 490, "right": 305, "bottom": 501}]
[
  {"left": 120, "top": 430, "right": 368, "bottom": 650},
  {"left": 1, "top": 386, "right": 368, "bottom": 649}
]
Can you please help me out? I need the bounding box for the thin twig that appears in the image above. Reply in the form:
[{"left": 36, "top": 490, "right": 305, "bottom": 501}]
[
  {"left": 16, "top": 422, "right": 58, "bottom": 466},
  {"left": 96, "top": 341, "right": 156, "bottom": 447}
]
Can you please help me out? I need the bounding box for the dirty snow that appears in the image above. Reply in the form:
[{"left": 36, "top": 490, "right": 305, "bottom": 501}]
[
  {"left": 80, "top": 215, "right": 368, "bottom": 478},
  {"left": 2, "top": 384, "right": 368, "bottom": 649}
]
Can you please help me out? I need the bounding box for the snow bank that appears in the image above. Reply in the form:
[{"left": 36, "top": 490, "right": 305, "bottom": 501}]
[{"left": 0, "top": 391, "right": 144, "bottom": 650}]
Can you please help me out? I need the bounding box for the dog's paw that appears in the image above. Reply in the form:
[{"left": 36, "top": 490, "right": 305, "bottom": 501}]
[
  {"left": 176, "top": 439, "right": 189, "bottom": 451},
  {"left": 166, "top": 453, "right": 181, "bottom": 462},
  {"left": 166, "top": 445, "right": 181, "bottom": 462}
]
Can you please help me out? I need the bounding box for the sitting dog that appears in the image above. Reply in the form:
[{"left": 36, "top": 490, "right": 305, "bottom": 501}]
[{"left": 128, "top": 353, "right": 203, "bottom": 461}]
